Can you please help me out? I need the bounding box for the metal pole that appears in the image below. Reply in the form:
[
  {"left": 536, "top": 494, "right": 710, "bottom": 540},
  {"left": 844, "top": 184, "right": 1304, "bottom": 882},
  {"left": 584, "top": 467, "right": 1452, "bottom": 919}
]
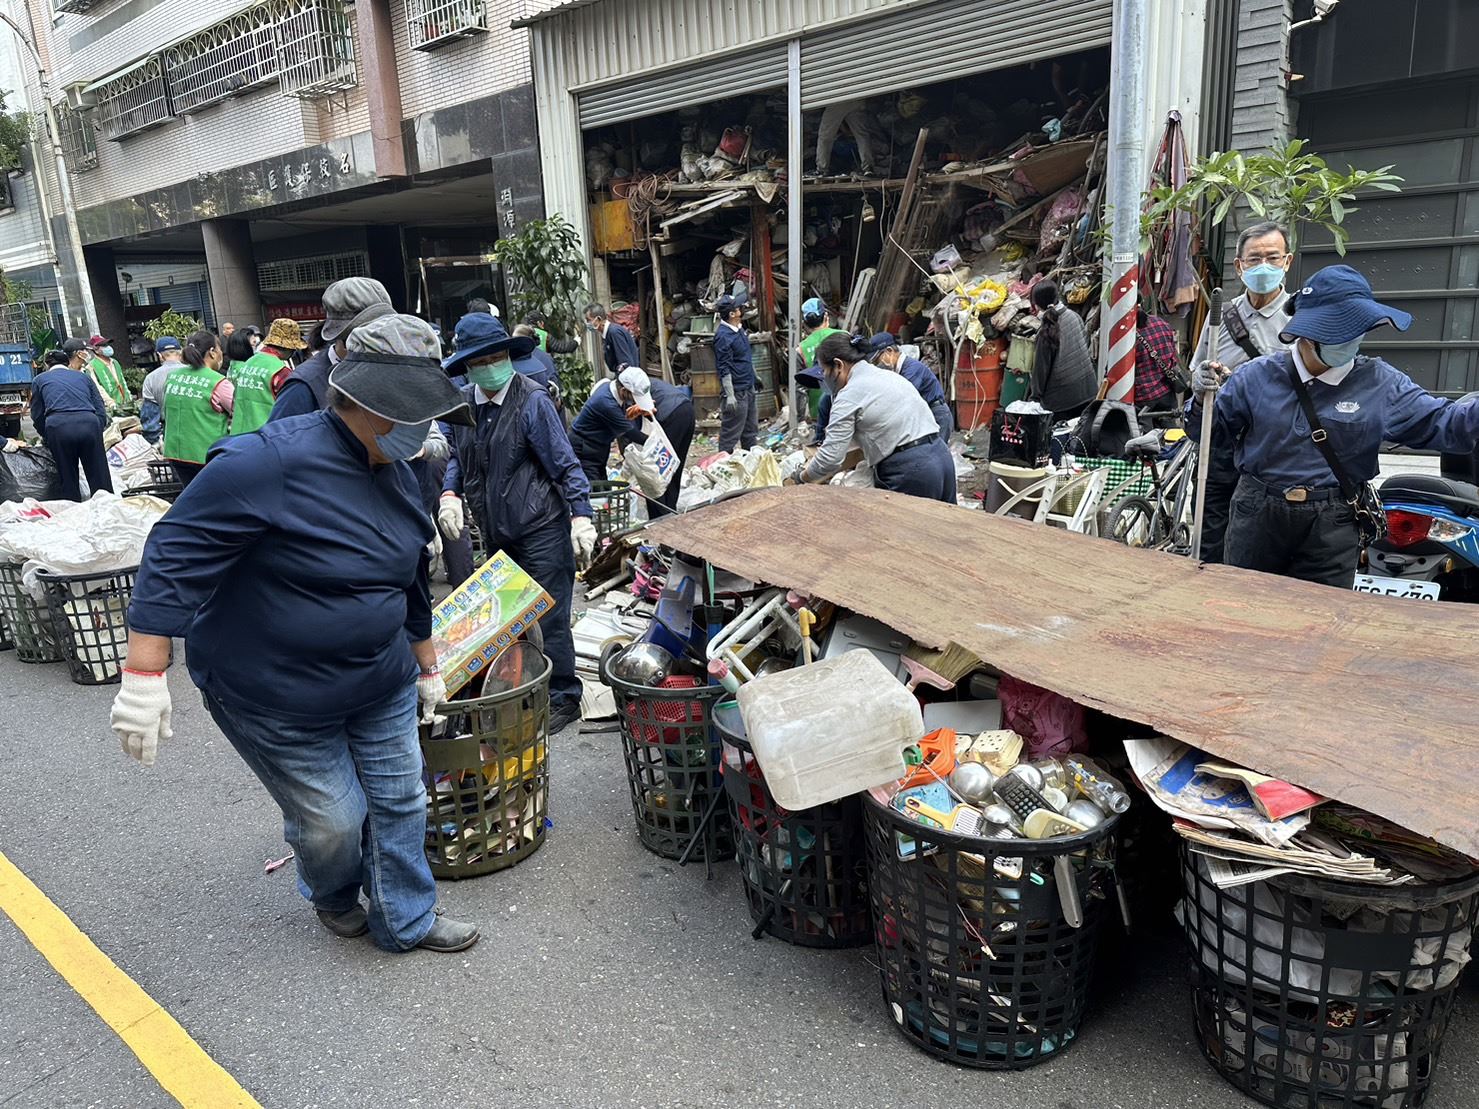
[
  {"left": 0, "top": 10, "right": 98, "bottom": 338},
  {"left": 1102, "top": 0, "right": 1148, "bottom": 404},
  {"left": 1189, "top": 288, "right": 1221, "bottom": 562},
  {"left": 785, "top": 38, "right": 801, "bottom": 436}
]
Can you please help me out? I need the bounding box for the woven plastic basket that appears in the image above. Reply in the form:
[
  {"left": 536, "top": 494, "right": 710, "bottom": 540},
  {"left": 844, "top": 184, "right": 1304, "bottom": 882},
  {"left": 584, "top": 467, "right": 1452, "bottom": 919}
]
[
  {"left": 0, "top": 560, "right": 62, "bottom": 663},
  {"left": 37, "top": 566, "right": 138, "bottom": 685}
]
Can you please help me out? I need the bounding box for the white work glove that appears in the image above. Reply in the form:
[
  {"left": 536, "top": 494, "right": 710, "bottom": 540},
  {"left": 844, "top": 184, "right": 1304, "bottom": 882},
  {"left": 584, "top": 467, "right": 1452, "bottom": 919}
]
[
  {"left": 437, "top": 492, "right": 465, "bottom": 540},
  {"left": 2, "top": 438, "right": 20, "bottom": 453},
  {"left": 416, "top": 669, "right": 448, "bottom": 725},
  {"left": 722, "top": 378, "right": 738, "bottom": 413},
  {"left": 782, "top": 456, "right": 808, "bottom": 485},
  {"left": 1192, "top": 360, "right": 1227, "bottom": 395},
  {"left": 426, "top": 530, "right": 443, "bottom": 561},
  {"left": 571, "top": 516, "right": 597, "bottom": 569},
  {"left": 111, "top": 668, "right": 173, "bottom": 766}
]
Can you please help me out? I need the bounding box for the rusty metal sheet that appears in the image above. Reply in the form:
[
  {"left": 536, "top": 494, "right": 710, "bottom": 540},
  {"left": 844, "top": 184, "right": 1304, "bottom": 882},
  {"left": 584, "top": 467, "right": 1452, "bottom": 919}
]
[{"left": 647, "top": 486, "right": 1479, "bottom": 857}]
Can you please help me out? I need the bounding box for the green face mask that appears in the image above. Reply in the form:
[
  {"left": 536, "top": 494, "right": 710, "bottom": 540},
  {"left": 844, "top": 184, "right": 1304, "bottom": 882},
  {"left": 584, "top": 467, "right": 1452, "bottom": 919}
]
[{"left": 469, "top": 355, "right": 514, "bottom": 392}]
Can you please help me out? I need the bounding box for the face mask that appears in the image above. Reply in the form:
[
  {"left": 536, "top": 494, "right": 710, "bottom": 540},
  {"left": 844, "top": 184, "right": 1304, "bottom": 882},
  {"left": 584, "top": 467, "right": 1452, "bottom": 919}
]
[
  {"left": 1240, "top": 263, "right": 1286, "bottom": 296},
  {"left": 586, "top": 322, "right": 599, "bottom": 334},
  {"left": 468, "top": 356, "right": 515, "bottom": 393},
  {"left": 1315, "top": 336, "right": 1363, "bottom": 369},
  {"left": 327, "top": 344, "right": 343, "bottom": 366},
  {"left": 100, "top": 346, "right": 114, "bottom": 357},
  {"left": 373, "top": 419, "right": 431, "bottom": 462}
]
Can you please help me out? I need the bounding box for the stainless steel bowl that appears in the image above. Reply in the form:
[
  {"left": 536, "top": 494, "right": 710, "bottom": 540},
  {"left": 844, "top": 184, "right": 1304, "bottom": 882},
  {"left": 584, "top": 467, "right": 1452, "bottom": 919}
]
[{"left": 608, "top": 642, "right": 676, "bottom": 686}]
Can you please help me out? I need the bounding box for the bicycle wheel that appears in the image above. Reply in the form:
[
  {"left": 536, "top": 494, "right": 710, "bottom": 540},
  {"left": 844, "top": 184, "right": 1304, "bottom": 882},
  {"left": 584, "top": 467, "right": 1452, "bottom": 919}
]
[{"left": 1107, "top": 496, "right": 1165, "bottom": 548}]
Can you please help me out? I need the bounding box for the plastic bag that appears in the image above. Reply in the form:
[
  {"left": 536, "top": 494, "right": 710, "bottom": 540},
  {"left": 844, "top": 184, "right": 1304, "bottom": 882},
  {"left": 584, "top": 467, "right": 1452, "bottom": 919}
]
[
  {"left": 0, "top": 491, "right": 168, "bottom": 583},
  {"left": 0, "top": 446, "right": 60, "bottom": 504},
  {"left": 998, "top": 674, "right": 1088, "bottom": 759},
  {"left": 622, "top": 418, "right": 680, "bottom": 498}
]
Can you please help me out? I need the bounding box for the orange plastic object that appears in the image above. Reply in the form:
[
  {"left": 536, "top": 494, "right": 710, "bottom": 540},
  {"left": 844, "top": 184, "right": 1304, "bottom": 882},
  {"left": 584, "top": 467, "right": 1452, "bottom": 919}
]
[{"left": 899, "top": 728, "right": 958, "bottom": 789}]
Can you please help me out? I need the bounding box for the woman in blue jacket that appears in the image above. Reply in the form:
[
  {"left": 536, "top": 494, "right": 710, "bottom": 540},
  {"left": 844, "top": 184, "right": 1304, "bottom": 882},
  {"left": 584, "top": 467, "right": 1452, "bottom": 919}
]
[{"left": 110, "top": 315, "right": 482, "bottom": 955}]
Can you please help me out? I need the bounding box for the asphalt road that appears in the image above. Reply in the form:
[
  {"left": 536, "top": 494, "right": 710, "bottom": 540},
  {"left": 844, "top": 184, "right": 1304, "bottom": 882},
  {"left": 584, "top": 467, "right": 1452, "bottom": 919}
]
[{"left": 2, "top": 649, "right": 1477, "bottom": 1109}]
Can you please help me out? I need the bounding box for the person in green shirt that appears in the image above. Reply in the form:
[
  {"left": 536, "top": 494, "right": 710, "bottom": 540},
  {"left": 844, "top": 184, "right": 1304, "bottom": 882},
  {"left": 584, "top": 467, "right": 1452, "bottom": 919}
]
[
  {"left": 795, "top": 298, "right": 846, "bottom": 430},
  {"left": 523, "top": 310, "right": 579, "bottom": 355},
  {"left": 86, "top": 333, "right": 131, "bottom": 411},
  {"left": 227, "top": 317, "right": 306, "bottom": 436},
  {"left": 162, "top": 330, "right": 234, "bottom": 488}
]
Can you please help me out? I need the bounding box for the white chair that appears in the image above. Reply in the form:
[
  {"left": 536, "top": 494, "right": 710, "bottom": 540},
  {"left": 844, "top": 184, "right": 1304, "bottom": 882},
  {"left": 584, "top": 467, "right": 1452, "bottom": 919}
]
[{"left": 1042, "top": 466, "right": 1108, "bottom": 535}]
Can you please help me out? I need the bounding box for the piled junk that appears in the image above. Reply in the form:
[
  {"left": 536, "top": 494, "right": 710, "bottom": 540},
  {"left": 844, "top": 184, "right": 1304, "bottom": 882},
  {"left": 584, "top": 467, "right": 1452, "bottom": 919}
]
[
  {"left": 586, "top": 72, "right": 1111, "bottom": 421},
  {"left": 565, "top": 521, "right": 1479, "bottom": 1102}
]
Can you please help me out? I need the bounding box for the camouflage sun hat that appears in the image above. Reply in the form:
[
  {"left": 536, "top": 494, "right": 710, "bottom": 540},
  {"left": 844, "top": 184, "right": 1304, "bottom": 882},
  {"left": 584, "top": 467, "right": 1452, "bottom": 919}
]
[{"left": 328, "top": 313, "right": 473, "bottom": 427}]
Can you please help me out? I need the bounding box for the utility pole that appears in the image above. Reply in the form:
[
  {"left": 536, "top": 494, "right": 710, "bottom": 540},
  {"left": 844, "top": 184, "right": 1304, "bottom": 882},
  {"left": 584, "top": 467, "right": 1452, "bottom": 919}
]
[
  {"left": 0, "top": 6, "right": 98, "bottom": 338},
  {"left": 1102, "top": 0, "right": 1148, "bottom": 404}
]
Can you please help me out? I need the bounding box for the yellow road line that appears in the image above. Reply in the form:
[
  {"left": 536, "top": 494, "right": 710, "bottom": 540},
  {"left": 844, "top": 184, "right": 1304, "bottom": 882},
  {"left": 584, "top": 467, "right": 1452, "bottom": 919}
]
[{"left": 0, "top": 848, "right": 260, "bottom": 1108}]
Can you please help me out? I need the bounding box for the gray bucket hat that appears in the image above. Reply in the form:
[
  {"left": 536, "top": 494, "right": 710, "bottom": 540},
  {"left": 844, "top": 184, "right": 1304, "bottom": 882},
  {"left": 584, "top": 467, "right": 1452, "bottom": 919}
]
[
  {"left": 329, "top": 314, "right": 474, "bottom": 427},
  {"left": 321, "top": 276, "right": 394, "bottom": 343}
]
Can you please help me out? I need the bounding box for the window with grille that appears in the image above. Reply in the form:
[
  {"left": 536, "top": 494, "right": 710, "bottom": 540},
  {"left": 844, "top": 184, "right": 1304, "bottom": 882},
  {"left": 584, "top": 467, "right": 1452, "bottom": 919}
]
[
  {"left": 55, "top": 0, "right": 104, "bottom": 14},
  {"left": 275, "top": 0, "right": 357, "bottom": 99},
  {"left": 257, "top": 251, "right": 368, "bottom": 292},
  {"left": 164, "top": 6, "right": 279, "bottom": 115},
  {"left": 94, "top": 56, "right": 173, "bottom": 140},
  {"left": 407, "top": 0, "right": 488, "bottom": 50},
  {"left": 55, "top": 103, "right": 98, "bottom": 172}
]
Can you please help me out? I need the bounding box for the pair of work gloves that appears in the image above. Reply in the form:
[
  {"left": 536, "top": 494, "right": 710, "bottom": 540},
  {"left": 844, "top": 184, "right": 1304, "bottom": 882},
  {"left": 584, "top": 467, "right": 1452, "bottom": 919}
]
[
  {"left": 110, "top": 667, "right": 449, "bottom": 766},
  {"left": 1191, "top": 361, "right": 1230, "bottom": 396},
  {"left": 436, "top": 493, "right": 598, "bottom": 570}
]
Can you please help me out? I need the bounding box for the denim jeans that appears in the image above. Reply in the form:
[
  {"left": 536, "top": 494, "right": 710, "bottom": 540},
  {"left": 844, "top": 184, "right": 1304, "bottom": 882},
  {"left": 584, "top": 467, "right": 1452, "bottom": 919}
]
[{"left": 204, "top": 683, "right": 437, "bottom": 952}]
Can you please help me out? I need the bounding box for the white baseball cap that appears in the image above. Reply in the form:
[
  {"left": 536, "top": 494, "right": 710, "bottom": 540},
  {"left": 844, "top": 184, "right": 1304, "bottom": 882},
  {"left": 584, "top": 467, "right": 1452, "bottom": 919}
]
[{"left": 616, "top": 365, "right": 654, "bottom": 413}]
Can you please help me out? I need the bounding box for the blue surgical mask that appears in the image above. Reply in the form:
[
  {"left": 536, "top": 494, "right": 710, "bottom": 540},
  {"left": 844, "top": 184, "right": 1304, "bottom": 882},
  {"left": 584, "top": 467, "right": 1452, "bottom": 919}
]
[
  {"left": 1315, "top": 336, "right": 1363, "bottom": 369},
  {"left": 1240, "top": 264, "right": 1286, "bottom": 296},
  {"left": 468, "top": 355, "right": 515, "bottom": 393},
  {"left": 374, "top": 419, "right": 431, "bottom": 462},
  {"left": 100, "top": 346, "right": 114, "bottom": 357}
]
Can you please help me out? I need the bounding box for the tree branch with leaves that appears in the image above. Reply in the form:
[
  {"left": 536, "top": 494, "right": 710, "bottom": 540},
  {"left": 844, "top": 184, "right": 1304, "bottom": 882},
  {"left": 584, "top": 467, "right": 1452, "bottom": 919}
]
[
  {"left": 1142, "top": 140, "right": 1403, "bottom": 256},
  {"left": 493, "top": 215, "right": 596, "bottom": 400}
]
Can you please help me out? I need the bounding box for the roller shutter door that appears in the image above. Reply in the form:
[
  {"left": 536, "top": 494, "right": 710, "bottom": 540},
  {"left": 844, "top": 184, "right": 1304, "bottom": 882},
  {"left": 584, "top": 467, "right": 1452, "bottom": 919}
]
[{"left": 578, "top": 43, "right": 788, "bottom": 129}]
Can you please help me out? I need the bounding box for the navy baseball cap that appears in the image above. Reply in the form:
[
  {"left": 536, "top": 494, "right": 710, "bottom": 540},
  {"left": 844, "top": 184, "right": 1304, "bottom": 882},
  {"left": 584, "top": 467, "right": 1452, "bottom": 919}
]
[
  {"left": 1279, "top": 265, "right": 1412, "bottom": 344},
  {"left": 867, "top": 332, "right": 899, "bottom": 355},
  {"left": 715, "top": 292, "right": 748, "bottom": 315},
  {"left": 154, "top": 336, "right": 182, "bottom": 353}
]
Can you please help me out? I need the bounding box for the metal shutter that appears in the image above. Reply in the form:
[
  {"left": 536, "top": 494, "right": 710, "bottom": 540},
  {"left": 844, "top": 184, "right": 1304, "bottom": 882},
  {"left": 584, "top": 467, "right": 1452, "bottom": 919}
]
[
  {"left": 578, "top": 43, "right": 788, "bottom": 129},
  {"left": 1298, "top": 77, "right": 1479, "bottom": 396},
  {"left": 801, "top": 0, "right": 1112, "bottom": 110}
]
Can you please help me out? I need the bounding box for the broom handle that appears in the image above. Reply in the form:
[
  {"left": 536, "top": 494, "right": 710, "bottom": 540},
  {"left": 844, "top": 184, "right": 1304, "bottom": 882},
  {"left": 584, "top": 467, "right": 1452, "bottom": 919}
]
[{"left": 1190, "top": 288, "right": 1223, "bottom": 562}]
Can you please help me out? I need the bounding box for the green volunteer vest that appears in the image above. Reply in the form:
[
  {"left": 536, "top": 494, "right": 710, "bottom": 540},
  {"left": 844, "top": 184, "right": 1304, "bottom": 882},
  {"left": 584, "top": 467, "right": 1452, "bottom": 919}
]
[
  {"left": 227, "top": 352, "right": 286, "bottom": 436},
  {"left": 798, "top": 327, "right": 846, "bottom": 368},
  {"left": 535, "top": 327, "right": 549, "bottom": 351},
  {"left": 162, "top": 365, "right": 230, "bottom": 464},
  {"left": 90, "top": 355, "right": 129, "bottom": 406}
]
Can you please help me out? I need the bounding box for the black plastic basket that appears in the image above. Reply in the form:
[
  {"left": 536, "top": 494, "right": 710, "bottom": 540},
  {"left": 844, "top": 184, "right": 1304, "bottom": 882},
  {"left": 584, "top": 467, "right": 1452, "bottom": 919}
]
[
  {"left": 37, "top": 566, "right": 138, "bottom": 685},
  {"left": 601, "top": 650, "right": 733, "bottom": 866},
  {"left": 419, "top": 642, "right": 551, "bottom": 879},
  {"left": 1181, "top": 847, "right": 1479, "bottom": 1109},
  {"left": 590, "top": 480, "right": 633, "bottom": 541},
  {"left": 0, "top": 560, "right": 62, "bottom": 663},
  {"left": 863, "top": 790, "right": 1122, "bottom": 1069},
  {"left": 147, "top": 460, "right": 177, "bottom": 485},
  {"left": 123, "top": 482, "right": 182, "bottom": 504},
  {"left": 0, "top": 605, "right": 12, "bottom": 651},
  {"left": 715, "top": 701, "right": 870, "bottom": 947}
]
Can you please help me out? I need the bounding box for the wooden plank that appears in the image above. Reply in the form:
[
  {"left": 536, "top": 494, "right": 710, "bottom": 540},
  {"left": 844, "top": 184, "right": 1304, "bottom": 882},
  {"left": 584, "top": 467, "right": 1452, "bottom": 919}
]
[{"left": 647, "top": 486, "right": 1479, "bottom": 857}]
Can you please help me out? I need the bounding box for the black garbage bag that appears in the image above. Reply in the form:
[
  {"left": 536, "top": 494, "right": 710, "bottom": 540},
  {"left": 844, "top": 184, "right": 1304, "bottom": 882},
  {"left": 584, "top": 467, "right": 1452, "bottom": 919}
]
[{"left": 0, "top": 445, "right": 61, "bottom": 503}]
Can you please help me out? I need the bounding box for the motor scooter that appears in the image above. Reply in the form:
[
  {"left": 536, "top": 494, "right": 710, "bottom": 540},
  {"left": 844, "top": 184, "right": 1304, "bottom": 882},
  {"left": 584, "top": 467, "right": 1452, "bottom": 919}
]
[{"left": 1362, "top": 474, "right": 1479, "bottom": 601}]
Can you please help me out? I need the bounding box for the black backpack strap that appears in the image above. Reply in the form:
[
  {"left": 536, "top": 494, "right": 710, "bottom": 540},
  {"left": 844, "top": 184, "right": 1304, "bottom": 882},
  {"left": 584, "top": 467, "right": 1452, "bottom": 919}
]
[
  {"left": 1221, "top": 302, "right": 1264, "bottom": 362},
  {"left": 1282, "top": 354, "right": 1358, "bottom": 500}
]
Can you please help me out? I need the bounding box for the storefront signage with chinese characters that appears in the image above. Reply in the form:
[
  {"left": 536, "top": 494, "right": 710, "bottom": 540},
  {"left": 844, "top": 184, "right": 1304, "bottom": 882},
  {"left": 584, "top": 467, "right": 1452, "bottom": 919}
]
[{"left": 268, "top": 151, "right": 355, "bottom": 193}]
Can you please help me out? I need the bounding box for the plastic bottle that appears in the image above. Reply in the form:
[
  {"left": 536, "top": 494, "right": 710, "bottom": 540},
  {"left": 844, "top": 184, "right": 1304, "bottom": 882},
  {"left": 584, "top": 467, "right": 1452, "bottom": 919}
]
[{"left": 1066, "top": 755, "right": 1131, "bottom": 815}]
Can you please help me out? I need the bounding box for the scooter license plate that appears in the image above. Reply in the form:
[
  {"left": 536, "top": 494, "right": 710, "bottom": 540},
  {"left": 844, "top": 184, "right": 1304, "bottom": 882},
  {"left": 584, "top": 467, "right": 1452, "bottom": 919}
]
[
  {"left": 1353, "top": 574, "right": 1440, "bottom": 601},
  {"left": 0, "top": 393, "right": 19, "bottom": 406}
]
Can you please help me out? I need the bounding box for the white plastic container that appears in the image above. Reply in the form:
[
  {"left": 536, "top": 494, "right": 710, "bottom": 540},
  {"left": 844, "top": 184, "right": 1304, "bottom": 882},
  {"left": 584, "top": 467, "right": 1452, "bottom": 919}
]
[{"left": 737, "top": 650, "right": 923, "bottom": 810}]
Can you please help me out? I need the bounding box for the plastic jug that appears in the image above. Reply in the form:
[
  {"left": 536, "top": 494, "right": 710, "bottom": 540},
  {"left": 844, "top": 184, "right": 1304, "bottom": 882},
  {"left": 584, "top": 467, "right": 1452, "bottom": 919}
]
[{"left": 736, "top": 650, "right": 922, "bottom": 811}]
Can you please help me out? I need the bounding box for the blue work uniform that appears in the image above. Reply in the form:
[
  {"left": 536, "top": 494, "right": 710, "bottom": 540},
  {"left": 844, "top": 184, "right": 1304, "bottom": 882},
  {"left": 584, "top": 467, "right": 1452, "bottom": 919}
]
[
  {"left": 897, "top": 356, "right": 953, "bottom": 442},
  {"left": 1192, "top": 349, "right": 1479, "bottom": 587},
  {"left": 516, "top": 351, "right": 556, "bottom": 391},
  {"left": 267, "top": 348, "right": 331, "bottom": 422},
  {"left": 127, "top": 409, "right": 438, "bottom": 949},
  {"left": 29, "top": 367, "right": 111, "bottom": 501},
  {"left": 714, "top": 322, "right": 759, "bottom": 453},
  {"left": 443, "top": 373, "right": 591, "bottom": 711},
  {"left": 569, "top": 378, "right": 695, "bottom": 514},
  {"left": 599, "top": 322, "right": 640, "bottom": 376}
]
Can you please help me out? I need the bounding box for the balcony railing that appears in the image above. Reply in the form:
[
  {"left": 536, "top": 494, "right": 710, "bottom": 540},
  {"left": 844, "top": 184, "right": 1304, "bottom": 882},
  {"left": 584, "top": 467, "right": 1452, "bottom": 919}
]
[
  {"left": 93, "top": 56, "right": 173, "bottom": 141},
  {"left": 276, "top": 0, "right": 357, "bottom": 99},
  {"left": 407, "top": 0, "right": 488, "bottom": 50},
  {"left": 55, "top": 0, "right": 104, "bottom": 14},
  {"left": 164, "top": 6, "right": 279, "bottom": 114}
]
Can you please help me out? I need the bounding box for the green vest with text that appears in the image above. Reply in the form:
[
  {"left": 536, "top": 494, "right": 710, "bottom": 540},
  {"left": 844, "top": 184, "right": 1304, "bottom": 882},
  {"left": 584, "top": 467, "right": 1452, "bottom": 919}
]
[
  {"left": 90, "top": 355, "right": 129, "bottom": 406},
  {"left": 535, "top": 327, "right": 549, "bottom": 352},
  {"left": 228, "top": 352, "right": 286, "bottom": 436},
  {"left": 162, "top": 366, "right": 229, "bottom": 464}
]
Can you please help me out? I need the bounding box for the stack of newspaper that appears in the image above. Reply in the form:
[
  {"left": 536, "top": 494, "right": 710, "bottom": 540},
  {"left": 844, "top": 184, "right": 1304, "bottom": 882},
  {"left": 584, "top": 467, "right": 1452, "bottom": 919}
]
[{"left": 1124, "top": 736, "right": 1474, "bottom": 888}]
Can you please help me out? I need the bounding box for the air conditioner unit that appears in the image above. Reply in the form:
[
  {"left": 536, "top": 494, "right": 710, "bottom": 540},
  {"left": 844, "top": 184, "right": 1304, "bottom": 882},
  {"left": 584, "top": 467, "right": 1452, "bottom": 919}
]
[{"left": 65, "top": 85, "right": 96, "bottom": 111}]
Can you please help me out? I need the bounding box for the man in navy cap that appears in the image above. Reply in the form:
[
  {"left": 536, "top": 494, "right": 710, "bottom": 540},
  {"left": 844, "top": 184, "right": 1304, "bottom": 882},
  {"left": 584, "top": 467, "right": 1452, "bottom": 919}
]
[
  {"left": 869, "top": 333, "right": 953, "bottom": 442},
  {"left": 714, "top": 293, "right": 758, "bottom": 453},
  {"left": 438, "top": 312, "right": 593, "bottom": 734},
  {"left": 1190, "top": 264, "right": 1479, "bottom": 588}
]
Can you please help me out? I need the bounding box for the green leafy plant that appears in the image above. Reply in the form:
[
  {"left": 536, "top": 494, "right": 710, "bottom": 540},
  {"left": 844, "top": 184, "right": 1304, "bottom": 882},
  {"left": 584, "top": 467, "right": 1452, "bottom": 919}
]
[
  {"left": 493, "top": 214, "right": 596, "bottom": 399},
  {"left": 0, "top": 91, "right": 31, "bottom": 174},
  {"left": 143, "top": 309, "right": 202, "bottom": 341},
  {"left": 1142, "top": 140, "right": 1403, "bottom": 256}
]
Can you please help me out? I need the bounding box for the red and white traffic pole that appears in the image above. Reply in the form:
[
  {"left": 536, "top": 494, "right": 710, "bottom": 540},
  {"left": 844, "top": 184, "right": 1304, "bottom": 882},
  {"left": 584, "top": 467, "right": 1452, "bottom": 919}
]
[{"left": 1102, "top": 0, "right": 1149, "bottom": 403}]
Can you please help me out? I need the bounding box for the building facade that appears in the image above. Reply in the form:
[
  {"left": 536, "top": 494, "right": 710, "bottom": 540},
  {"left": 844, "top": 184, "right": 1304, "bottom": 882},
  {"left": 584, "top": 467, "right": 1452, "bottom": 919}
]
[{"left": 23, "top": 0, "right": 545, "bottom": 361}]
